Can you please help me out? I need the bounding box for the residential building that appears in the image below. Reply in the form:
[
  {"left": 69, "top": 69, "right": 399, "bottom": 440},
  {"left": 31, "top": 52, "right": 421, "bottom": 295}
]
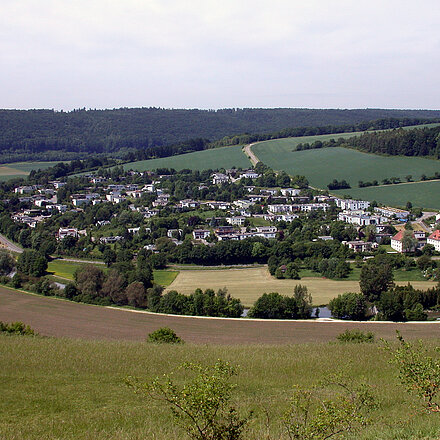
[
  {"left": 193, "top": 229, "right": 211, "bottom": 240},
  {"left": 427, "top": 230, "right": 440, "bottom": 252},
  {"left": 375, "top": 207, "right": 410, "bottom": 220}
]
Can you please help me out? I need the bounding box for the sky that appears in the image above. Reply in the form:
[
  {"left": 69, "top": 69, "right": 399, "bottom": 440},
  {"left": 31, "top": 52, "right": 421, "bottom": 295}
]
[{"left": 1, "top": 0, "right": 440, "bottom": 110}]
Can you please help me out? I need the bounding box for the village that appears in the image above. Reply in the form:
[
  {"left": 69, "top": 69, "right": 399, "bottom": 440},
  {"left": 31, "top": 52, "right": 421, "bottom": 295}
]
[{"left": 5, "top": 165, "right": 440, "bottom": 260}]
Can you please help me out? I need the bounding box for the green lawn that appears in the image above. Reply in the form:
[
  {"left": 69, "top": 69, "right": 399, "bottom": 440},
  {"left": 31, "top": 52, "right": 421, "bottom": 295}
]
[
  {"left": 2, "top": 335, "right": 440, "bottom": 439},
  {"left": 153, "top": 270, "right": 179, "bottom": 287},
  {"left": 47, "top": 260, "right": 179, "bottom": 287},
  {"left": 298, "top": 265, "right": 427, "bottom": 282},
  {"left": 123, "top": 145, "right": 251, "bottom": 172},
  {"left": 47, "top": 260, "right": 106, "bottom": 281}
]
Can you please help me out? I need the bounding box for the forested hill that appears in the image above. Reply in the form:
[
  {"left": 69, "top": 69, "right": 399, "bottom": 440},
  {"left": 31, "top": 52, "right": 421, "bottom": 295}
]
[
  {"left": 2, "top": 108, "right": 440, "bottom": 161},
  {"left": 347, "top": 125, "right": 440, "bottom": 157}
]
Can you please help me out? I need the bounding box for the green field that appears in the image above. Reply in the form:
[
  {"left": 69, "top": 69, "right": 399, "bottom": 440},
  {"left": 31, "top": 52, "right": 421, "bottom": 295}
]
[
  {"left": 153, "top": 270, "right": 179, "bottom": 286},
  {"left": 252, "top": 143, "right": 440, "bottom": 190},
  {"left": 0, "top": 161, "right": 63, "bottom": 181},
  {"left": 333, "top": 180, "right": 440, "bottom": 210},
  {"left": 2, "top": 335, "right": 440, "bottom": 439},
  {"left": 47, "top": 260, "right": 178, "bottom": 287},
  {"left": 123, "top": 145, "right": 251, "bottom": 172}
]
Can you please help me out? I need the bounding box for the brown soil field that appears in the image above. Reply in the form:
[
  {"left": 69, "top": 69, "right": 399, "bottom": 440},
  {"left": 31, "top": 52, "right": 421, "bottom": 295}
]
[
  {"left": 1, "top": 286, "right": 440, "bottom": 344},
  {"left": 0, "top": 166, "right": 28, "bottom": 176},
  {"left": 166, "top": 267, "right": 438, "bottom": 307}
]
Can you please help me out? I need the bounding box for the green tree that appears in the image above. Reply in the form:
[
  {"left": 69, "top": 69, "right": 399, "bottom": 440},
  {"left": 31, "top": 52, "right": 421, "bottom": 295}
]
[
  {"left": 0, "top": 249, "right": 15, "bottom": 276},
  {"left": 359, "top": 262, "right": 394, "bottom": 302},
  {"left": 17, "top": 249, "right": 47, "bottom": 277},
  {"left": 74, "top": 264, "right": 105, "bottom": 298},
  {"left": 328, "top": 292, "right": 368, "bottom": 320}
]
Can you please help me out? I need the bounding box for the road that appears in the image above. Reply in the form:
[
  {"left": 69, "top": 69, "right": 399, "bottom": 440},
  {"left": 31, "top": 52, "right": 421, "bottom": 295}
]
[
  {"left": 0, "top": 234, "right": 23, "bottom": 253},
  {"left": 243, "top": 143, "right": 260, "bottom": 167},
  {"left": 413, "top": 211, "right": 437, "bottom": 233}
]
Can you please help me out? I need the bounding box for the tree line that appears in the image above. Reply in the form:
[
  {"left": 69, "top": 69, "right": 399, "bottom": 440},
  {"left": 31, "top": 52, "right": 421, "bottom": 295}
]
[{"left": 1, "top": 107, "right": 440, "bottom": 162}]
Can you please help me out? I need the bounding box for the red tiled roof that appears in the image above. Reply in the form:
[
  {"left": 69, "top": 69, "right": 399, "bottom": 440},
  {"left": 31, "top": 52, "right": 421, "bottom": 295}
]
[
  {"left": 428, "top": 230, "right": 440, "bottom": 241},
  {"left": 391, "top": 230, "right": 404, "bottom": 241}
]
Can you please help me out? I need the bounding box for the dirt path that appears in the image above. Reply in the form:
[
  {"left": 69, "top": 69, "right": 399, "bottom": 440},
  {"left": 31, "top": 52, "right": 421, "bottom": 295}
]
[
  {"left": 243, "top": 143, "right": 260, "bottom": 166},
  {"left": 1, "top": 287, "right": 439, "bottom": 344}
]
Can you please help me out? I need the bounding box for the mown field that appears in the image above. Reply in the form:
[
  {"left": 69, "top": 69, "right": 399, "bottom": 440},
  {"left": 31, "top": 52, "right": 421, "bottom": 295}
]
[
  {"left": 123, "top": 145, "right": 251, "bottom": 172},
  {"left": 0, "top": 161, "right": 62, "bottom": 181},
  {"left": 2, "top": 331, "right": 440, "bottom": 439},
  {"left": 332, "top": 180, "right": 440, "bottom": 210},
  {"left": 166, "top": 267, "right": 437, "bottom": 307},
  {"left": 252, "top": 143, "right": 440, "bottom": 190}
]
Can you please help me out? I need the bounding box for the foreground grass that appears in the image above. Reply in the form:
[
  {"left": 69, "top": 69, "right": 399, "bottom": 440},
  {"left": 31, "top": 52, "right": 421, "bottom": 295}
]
[{"left": 1, "top": 335, "right": 440, "bottom": 439}]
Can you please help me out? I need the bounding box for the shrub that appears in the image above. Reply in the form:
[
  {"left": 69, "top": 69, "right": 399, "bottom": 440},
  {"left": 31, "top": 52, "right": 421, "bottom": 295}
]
[
  {"left": 126, "top": 360, "right": 251, "bottom": 440},
  {"left": 283, "top": 370, "right": 376, "bottom": 439},
  {"left": 337, "top": 329, "right": 375, "bottom": 343},
  {"left": 147, "top": 327, "right": 184, "bottom": 344},
  {"left": 0, "top": 321, "right": 36, "bottom": 336},
  {"left": 384, "top": 332, "right": 440, "bottom": 413}
]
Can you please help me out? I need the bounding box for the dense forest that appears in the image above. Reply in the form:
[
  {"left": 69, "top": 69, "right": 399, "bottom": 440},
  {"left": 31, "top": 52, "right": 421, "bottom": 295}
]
[
  {"left": 2, "top": 107, "right": 440, "bottom": 162},
  {"left": 297, "top": 125, "right": 440, "bottom": 159}
]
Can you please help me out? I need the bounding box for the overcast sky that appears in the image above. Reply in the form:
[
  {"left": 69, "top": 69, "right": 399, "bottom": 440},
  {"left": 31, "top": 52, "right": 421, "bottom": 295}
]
[{"left": 1, "top": 0, "right": 440, "bottom": 110}]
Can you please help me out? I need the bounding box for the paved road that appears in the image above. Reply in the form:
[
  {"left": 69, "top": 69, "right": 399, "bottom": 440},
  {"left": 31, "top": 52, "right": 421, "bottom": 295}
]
[
  {"left": 0, "top": 234, "right": 23, "bottom": 253},
  {"left": 243, "top": 143, "right": 260, "bottom": 166},
  {"left": 414, "top": 211, "right": 437, "bottom": 234}
]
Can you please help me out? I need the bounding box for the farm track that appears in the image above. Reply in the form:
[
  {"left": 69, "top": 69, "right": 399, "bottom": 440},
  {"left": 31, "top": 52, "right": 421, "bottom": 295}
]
[{"left": 1, "top": 287, "right": 440, "bottom": 344}]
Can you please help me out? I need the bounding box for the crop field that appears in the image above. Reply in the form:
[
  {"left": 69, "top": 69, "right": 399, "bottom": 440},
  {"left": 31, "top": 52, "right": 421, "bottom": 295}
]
[
  {"left": 252, "top": 143, "right": 440, "bottom": 190},
  {"left": 332, "top": 180, "right": 440, "bottom": 210},
  {"left": 1, "top": 286, "right": 439, "bottom": 344},
  {"left": 166, "top": 267, "right": 437, "bottom": 307},
  {"left": 123, "top": 145, "right": 251, "bottom": 172},
  {"left": 0, "top": 161, "right": 63, "bottom": 181}
]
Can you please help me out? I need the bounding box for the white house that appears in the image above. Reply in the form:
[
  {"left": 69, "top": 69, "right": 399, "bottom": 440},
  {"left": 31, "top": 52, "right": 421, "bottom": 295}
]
[
  {"left": 57, "top": 228, "right": 78, "bottom": 240},
  {"left": 427, "top": 230, "right": 440, "bottom": 252},
  {"left": 226, "top": 216, "right": 246, "bottom": 226},
  {"left": 212, "top": 173, "right": 229, "bottom": 185},
  {"left": 193, "top": 229, "right": 211, "bottom": 240},
  {"left": 335, "top": 198, "right": 370, "bottom": 211}
]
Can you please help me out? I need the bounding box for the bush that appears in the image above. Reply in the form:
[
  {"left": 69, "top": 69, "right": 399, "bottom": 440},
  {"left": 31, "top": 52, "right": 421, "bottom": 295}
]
[
  {"left": 147, "top": 327, "right": 184, "bottom": 344},
  {"left": 336, "top": 329, "right": 375, "bottom": 343},
  {"left": 126, "top": 360, "right": 250, "bottom": 440},
  {"left": 0, "top": 321, "right": 36, "bottom": 336}
]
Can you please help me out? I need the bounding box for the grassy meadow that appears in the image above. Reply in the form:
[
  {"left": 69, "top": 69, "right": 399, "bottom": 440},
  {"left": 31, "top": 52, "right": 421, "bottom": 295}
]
[
  {"left": 123, "top": 145, "right": 251, "bottom": 172},
  {"left": 2, "top": 334, "right": 440, "bottom": 439},
  {"left": 166, "top": 266, "right": 437, "bottom": 307},
  {"left": 0, "top": 161, "right": 63, "bottom": 181},
  {"left": 332, "top": 180, "right": 440, "bottom": 210},
  {"left": 252, "top": 143, "right": 440, "bottom": 190},
  {"left": 47, "top": 259, "right": 178, "bottom": 287}
]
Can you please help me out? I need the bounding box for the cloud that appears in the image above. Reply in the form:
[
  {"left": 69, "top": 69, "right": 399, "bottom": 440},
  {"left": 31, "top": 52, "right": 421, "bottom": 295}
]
[{"left": 1, "top": 0, "right": 440, "bottom": 109}]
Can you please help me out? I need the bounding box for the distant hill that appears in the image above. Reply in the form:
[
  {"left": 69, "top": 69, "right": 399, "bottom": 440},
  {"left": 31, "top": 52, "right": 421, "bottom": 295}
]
[{"left": 1, "top": 107, "right": 440, "bottom": 162}]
